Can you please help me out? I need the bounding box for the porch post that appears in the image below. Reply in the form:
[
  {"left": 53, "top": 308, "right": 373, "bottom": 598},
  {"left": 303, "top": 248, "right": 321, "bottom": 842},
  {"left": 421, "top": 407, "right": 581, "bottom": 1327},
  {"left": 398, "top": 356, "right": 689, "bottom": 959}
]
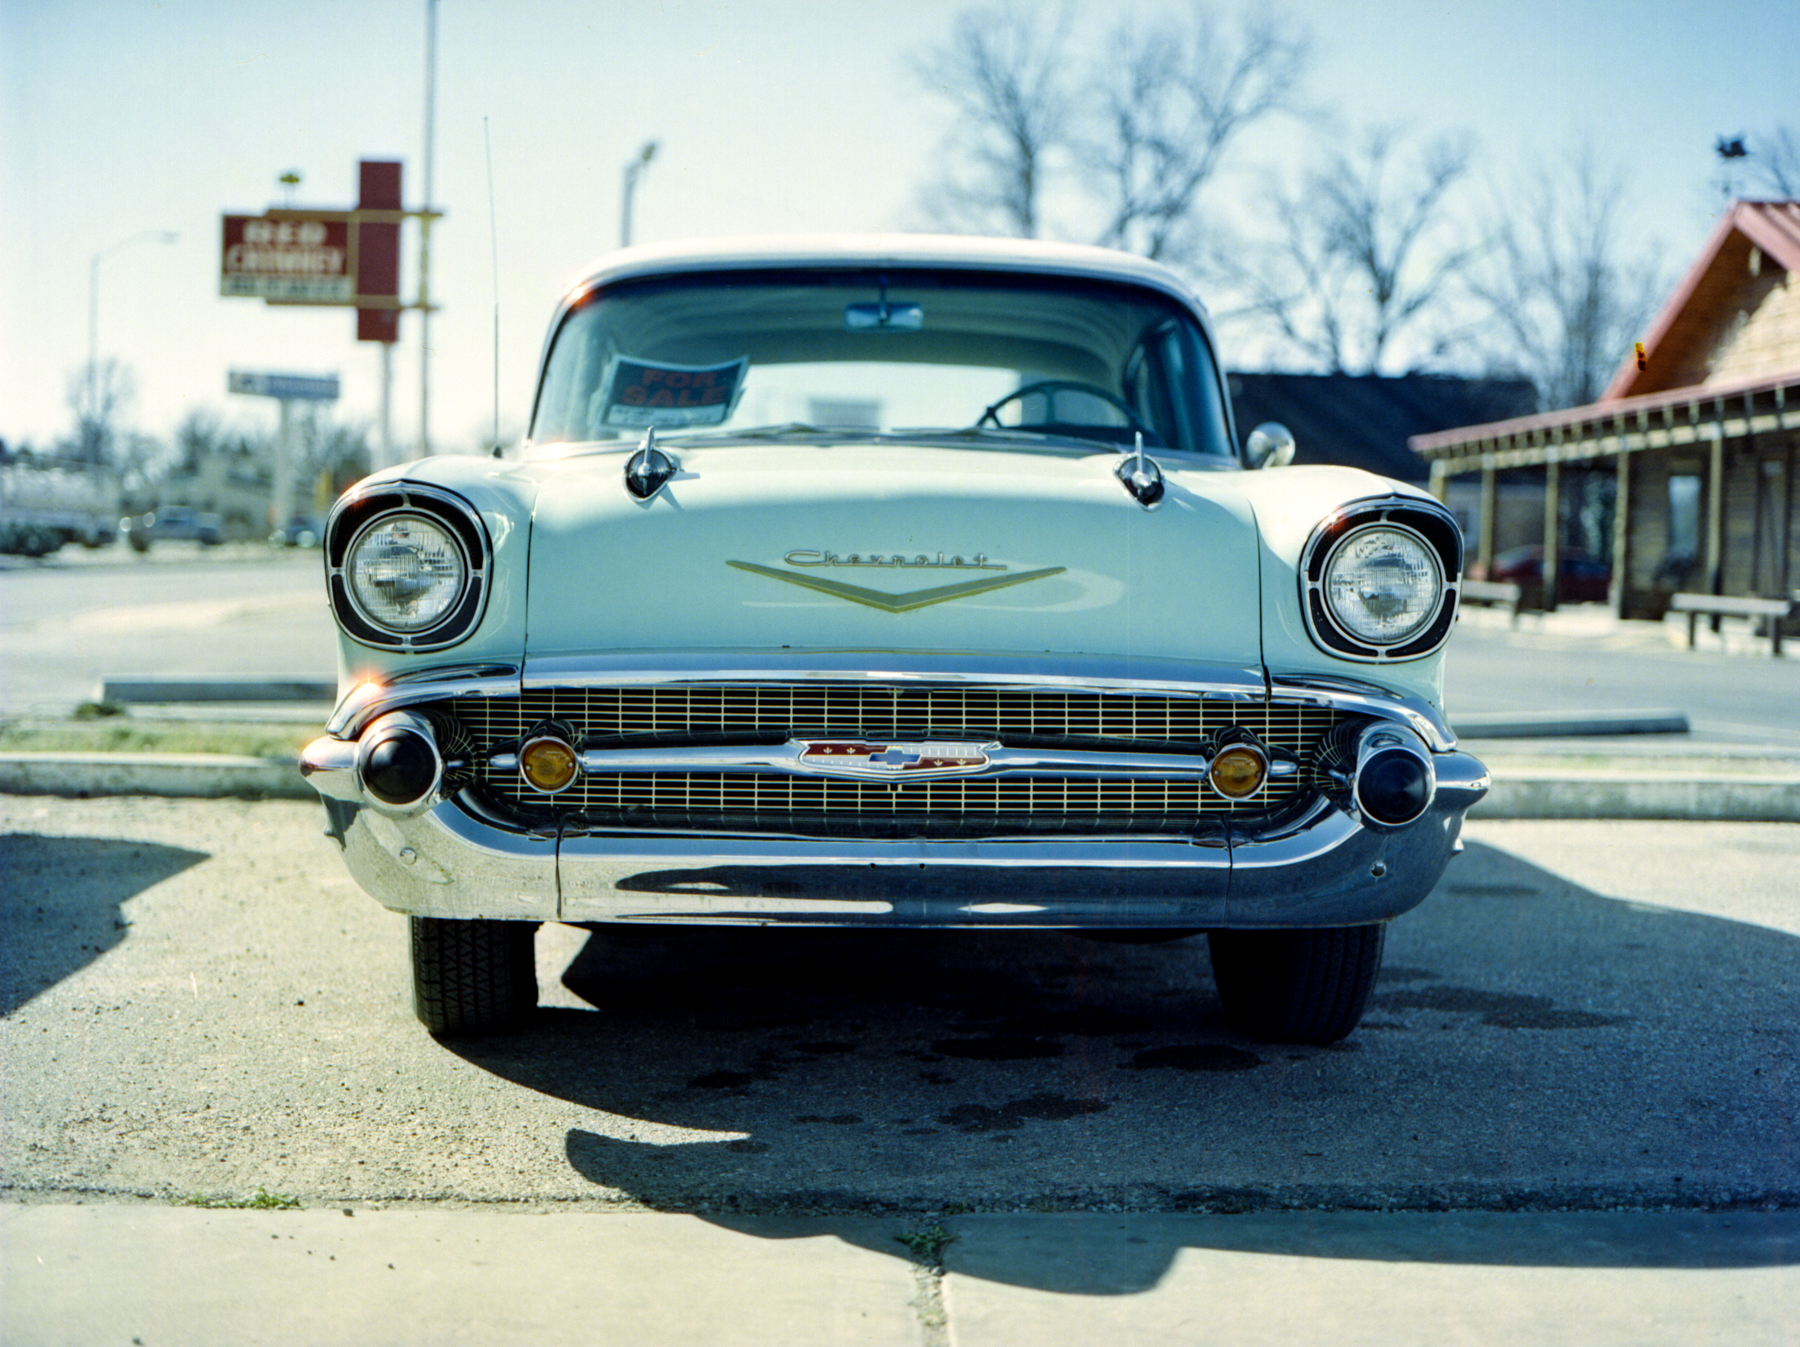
[
  {"left": 1479, "top": 458, "right": 1497, "bottom": 575},
  {"left": 1543, "top": 452, "right": 1561, "bottom": 611},
  {"left": 1611, "top": 447, "right": 1631, "bottom": 616},
  {"left": 1707, "top": 425, "right": 1725, "bottom": 598}
]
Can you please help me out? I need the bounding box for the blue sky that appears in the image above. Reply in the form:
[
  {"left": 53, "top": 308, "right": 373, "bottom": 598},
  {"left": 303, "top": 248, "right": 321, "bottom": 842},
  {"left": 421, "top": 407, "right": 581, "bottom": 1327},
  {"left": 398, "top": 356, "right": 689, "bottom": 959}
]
[{"left": 2, "top": 0, "right": 1795, "bottom": 454}]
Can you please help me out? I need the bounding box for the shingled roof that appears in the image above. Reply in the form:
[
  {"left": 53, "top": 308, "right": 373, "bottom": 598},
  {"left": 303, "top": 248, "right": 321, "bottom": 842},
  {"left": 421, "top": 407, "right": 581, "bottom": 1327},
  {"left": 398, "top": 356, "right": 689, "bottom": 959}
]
[
  {"left": 1226, "top": 372, "right": 1539, "bottom": 482},
  {"left": 1601, "top": 198, "right": 1800, "bottom": 401},
  {"left": 1411, "top": 199, "right": 1800, "bottom": 466}
]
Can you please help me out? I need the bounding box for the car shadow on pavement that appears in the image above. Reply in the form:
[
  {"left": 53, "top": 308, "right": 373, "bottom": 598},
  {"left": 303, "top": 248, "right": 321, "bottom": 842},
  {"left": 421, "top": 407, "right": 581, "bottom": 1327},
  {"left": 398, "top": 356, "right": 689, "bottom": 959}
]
[
  {"left": 0, "top": 833, "right": 207, "bottom": 1014},
  {"left": 442, "top": 839, "right": 1799, "bottom": 1289}
]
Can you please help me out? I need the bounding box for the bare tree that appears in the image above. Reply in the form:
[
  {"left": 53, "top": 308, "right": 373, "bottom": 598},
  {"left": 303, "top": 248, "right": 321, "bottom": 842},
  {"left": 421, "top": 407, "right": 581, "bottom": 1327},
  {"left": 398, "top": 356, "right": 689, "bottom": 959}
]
[
  {"left": 1469, "top": 150, "right": 1663, "bottom": 409},
  {"left": 912, "top": 3, "right": 1304, "bottom": 250},
  {"left": 1084, "top": 8, "right": 1308, "bottom": 262},
  {"left": 912, "top": 3, "right": 1073, "bottom": 237},
  {"left": 1747, "top": 125, "right": 1800, "bottom": 197},
  {"left": 174, "top": 407, "right": 225, "bottom": 476},
  {"left": 1223, "top": 127, "right": 1476, "bottom": 373},
  {"left": 65, "top": 358, "right": 135, "bottom": 465}
]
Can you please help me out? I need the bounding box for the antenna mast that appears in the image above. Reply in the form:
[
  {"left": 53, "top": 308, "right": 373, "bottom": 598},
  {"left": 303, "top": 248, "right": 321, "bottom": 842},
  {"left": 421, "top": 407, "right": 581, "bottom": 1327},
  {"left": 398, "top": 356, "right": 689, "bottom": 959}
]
[
  {"left": 418, "top": 0, "right": 438, "bottom": 456},
  {"left": 485, "top": 116, "right": 500, "bottom": 453}
]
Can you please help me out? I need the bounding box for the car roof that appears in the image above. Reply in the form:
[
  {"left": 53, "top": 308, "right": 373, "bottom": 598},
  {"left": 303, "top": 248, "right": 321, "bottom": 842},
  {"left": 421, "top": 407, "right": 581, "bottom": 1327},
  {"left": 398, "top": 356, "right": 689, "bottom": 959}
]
[{"left": 553, "top": 233, "right": 1209, "bottom": 319}]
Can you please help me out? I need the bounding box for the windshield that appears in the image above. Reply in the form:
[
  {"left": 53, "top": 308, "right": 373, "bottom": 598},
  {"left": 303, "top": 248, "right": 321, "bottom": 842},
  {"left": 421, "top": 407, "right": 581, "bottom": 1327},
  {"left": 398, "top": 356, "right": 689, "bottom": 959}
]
[{"left": 529, "top": 267, "right": 1235, "bottom": 456}]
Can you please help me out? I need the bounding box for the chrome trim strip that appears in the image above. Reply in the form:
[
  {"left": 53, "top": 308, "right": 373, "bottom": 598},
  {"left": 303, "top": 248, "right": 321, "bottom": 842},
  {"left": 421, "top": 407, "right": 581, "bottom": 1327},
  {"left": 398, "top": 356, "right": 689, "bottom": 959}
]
[
  {"left": 326, "top": 665, "right": 521, "bottom": 738},
  {"left": 319, "top": 660, "right": 1453, "bottom": 752},
  {"left": 726, "top": 560, "right": 1069, "bottom": 613},
  {"left": 564, "top": 740, "right": 1214, "bottom": 780},
  {"left": 1265, "top": 674, "right": 1455, "bottom": 751},
  {"left": 521, "top": 651, "right": 1270, "bottom": 697},
  {"left": 309, "top": 744, "right": 1489, "bottom": 928}
]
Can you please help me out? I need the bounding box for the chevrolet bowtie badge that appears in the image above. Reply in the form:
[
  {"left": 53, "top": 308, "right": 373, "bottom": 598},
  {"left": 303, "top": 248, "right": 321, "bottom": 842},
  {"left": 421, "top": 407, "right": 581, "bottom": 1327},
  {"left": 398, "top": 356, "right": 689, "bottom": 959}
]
[{"left": 797, "top": 740, "right": 993, "bottom": 777}]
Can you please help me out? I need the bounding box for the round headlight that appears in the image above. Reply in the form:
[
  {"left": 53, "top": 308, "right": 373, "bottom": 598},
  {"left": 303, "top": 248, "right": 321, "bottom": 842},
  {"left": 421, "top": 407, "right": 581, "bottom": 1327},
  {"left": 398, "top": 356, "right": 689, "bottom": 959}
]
[
  {"left": 1322, "top": 525, "right": 1444, "bottom": 645},
  {"left": 345, "top": 513, "right": 468, "bottom": 634}
]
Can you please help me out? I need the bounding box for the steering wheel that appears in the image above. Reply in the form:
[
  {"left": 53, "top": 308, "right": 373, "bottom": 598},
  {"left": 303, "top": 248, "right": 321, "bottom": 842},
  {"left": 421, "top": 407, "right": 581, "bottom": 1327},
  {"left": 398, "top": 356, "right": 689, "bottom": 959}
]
[{"left": 977, "top": 380, "right": 1152, "bottom": 437}]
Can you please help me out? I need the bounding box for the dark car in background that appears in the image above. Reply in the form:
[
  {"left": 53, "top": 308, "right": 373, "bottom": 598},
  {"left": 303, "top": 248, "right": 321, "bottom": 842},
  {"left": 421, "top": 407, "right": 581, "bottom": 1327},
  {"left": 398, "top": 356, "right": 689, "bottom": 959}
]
[
  {"left": 277, "top": 514, "right": 328, "bottom": 547},
  {"left": 1470, "top": 545, "right": 1611, "bottom": 605},
  {"left": 122, "top": 507, "right": 225, "bottom": 552}
]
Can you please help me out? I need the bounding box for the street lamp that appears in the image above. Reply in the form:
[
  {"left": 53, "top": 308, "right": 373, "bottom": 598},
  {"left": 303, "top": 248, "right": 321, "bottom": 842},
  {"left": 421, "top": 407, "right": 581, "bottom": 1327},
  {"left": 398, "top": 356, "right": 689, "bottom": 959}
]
[
  {"left": 620, "top": 140, "right": 658, "bottom": 248},
  {"left": 87, "top": 230, "right": 178, "bottom": 453}
]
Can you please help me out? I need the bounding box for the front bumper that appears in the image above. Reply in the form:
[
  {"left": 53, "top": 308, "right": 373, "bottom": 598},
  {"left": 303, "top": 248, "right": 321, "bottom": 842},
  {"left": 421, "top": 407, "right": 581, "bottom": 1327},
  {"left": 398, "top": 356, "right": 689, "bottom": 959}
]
[{"left": 302, "top": 662, "right": 1488, "bottom": 930}]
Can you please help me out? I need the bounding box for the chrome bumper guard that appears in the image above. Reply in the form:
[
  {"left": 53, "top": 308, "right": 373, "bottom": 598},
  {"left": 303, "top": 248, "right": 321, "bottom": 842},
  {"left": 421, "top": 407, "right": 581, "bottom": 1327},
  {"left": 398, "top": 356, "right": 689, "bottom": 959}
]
[{"left": 301, "top": 663, "right": 1488, "bottom": 929}]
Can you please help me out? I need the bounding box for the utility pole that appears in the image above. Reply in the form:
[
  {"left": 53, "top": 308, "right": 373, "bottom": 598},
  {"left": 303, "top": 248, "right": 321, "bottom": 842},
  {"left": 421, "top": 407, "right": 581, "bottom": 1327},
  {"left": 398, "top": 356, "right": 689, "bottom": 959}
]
[{"left": 87, "top": 230, "right": 177, "bottom": 460}]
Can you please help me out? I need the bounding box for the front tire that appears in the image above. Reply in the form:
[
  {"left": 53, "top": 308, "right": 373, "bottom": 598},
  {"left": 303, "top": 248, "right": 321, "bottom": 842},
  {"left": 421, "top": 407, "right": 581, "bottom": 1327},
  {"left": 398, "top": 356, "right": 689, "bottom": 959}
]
[
  {"left": 1208, "top": 924, "right": 1385, "bottom": 1045},
  {"left": 409, "top": 916, "right": 538, "bottom": 1034}
]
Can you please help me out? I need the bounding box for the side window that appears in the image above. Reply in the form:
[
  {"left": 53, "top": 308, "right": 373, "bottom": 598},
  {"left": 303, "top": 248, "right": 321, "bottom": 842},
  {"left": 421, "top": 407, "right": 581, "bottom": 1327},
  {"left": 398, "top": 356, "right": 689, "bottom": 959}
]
[{"left": 1668, "top": 473, "right": 1700, "bottom": 558}]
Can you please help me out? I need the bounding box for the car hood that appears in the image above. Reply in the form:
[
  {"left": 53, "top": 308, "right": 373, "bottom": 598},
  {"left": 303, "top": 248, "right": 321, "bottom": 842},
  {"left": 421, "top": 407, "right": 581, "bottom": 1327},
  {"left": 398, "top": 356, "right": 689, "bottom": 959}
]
[{"left": 518, "top": 438, "right": 1266, "bottom": 669}]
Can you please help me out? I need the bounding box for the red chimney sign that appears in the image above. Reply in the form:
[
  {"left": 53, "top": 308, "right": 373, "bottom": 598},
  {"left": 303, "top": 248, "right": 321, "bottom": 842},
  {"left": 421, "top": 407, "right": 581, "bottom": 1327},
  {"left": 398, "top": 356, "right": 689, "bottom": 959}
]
[{"left": 220, "top": 212, "right": 355, "bottom": 303}]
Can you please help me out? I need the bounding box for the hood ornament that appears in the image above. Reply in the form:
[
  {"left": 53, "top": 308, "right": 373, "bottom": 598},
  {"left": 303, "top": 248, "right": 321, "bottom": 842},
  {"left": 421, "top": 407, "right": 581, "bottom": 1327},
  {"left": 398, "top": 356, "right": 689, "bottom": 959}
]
[
  {"left": 1115, "top": 431, "right": 1164, "bottom": 509},
  {"left": 625, "top": 426, "right": 678, "bottom": 501}
]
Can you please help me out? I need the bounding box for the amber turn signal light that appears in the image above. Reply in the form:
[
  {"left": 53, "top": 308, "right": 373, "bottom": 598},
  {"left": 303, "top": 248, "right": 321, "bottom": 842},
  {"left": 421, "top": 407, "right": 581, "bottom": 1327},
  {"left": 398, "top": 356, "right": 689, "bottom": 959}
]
[
  {"left": 519, "top": 734, "right": 579, "bottom": 794},
  {"left": 1209, "top": 744, "right": 1268, "bottom": 799}
]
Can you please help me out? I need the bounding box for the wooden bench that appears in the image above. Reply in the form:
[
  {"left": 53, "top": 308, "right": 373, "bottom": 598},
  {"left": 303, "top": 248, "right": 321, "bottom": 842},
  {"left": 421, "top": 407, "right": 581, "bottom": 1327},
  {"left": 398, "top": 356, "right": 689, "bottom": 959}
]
[
  {"left": 1458, "top": 579, "right": 1522, "bottom": 622},
  {"left": 1668, "top": 592, "right": 1794, "bottom": 655}
]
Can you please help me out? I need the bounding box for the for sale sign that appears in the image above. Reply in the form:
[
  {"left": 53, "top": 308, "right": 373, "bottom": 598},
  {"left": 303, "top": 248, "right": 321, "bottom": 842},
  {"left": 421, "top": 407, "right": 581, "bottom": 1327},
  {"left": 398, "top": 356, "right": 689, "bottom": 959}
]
[
  {"left": 220, "top": 213, "right": 354, "bottom": 303},
  {"left": 596, "top": 355, "right": 748, "bottom": 429}
]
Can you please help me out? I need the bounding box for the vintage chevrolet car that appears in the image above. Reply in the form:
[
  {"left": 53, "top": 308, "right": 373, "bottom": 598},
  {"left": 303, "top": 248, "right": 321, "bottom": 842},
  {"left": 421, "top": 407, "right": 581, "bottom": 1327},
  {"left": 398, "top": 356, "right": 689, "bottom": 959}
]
[{"left": 302, "top": 235, "right": 1487, "bottom": 1043}]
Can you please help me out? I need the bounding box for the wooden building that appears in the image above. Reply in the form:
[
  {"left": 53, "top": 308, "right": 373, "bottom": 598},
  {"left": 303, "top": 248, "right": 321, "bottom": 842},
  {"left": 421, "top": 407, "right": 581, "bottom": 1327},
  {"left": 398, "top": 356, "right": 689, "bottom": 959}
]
[{"left": 1411, "top": 199, "right": 1800, "bottom": 622}]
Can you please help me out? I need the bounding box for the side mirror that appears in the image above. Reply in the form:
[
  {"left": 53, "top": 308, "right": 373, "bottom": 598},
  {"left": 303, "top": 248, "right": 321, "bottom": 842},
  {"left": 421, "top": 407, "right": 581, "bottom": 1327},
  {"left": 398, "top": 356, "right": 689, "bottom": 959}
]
[{"left": 1244, "top": 422, "right": 1296, "bottom": 470}]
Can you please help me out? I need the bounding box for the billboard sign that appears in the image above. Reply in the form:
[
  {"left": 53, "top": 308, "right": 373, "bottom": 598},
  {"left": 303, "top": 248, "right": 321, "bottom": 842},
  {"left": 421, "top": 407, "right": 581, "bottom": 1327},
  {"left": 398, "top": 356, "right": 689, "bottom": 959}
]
[
  {"left": 220, "top": 213, "right": 354, "bottom": 303},
  {"left": 227, "top": 370, "right": 341, "bottom": 402}
]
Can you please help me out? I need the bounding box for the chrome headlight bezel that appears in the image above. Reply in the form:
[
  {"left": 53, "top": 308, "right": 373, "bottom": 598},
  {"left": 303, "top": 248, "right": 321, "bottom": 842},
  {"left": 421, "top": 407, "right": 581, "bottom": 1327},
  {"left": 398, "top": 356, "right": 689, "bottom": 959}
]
[
  {"left": 325, "top": 484, "right": 492, "bottom": 651},
  {"left": 1299, "top": 497, "right": 1462, "bottom": 662}
]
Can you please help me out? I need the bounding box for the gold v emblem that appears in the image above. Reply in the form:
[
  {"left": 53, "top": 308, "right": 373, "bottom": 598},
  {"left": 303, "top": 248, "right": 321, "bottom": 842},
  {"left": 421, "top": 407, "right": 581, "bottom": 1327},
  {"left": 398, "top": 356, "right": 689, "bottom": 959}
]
[{"left": 727, "top": 561, "right": 1066, "bottom": 612}]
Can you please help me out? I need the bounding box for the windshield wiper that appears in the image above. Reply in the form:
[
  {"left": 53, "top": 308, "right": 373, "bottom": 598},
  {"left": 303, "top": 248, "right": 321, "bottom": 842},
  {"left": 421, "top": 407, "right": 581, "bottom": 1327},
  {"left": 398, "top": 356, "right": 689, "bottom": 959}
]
[{"left": 937, "top": 425, "right": 1124, "bottom": 451}]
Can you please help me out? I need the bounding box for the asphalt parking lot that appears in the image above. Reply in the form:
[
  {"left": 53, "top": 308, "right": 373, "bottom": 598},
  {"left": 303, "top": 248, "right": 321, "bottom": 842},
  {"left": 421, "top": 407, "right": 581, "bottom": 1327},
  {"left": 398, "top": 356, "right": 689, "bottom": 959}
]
[
  {"left": 3, "top": 795, "right": 1797, "bottom": 1343},
  {"left": 3, "top": 551, "right": 1797, "bottom": 1342}
]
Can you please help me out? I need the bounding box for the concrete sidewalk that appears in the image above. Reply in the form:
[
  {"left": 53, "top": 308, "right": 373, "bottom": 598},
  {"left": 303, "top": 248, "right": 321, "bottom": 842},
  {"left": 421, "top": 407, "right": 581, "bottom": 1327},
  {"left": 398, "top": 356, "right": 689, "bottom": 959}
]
[
  {"left": 4, "top": 1205, "right": 1796, "bottom": 1346},
  {"left": 1455, "top": 600, "right": 1793, "bottom": 657}
]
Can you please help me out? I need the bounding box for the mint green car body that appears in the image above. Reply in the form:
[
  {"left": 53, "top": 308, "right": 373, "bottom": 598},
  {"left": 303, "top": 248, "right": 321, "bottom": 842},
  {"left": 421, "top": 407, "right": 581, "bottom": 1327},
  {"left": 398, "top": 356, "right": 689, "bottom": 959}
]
[{"left": 303, "top": 236, "right": 1486, "bottom": 1041}]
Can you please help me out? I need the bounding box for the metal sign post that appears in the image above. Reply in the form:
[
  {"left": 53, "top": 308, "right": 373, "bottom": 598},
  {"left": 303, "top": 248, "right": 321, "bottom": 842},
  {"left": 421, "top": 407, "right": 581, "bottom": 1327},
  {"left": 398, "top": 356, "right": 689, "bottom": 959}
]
[
  {"left": 228, "top": 371, "right": 340, "bottom": 538},
  {"left": 221, "top": 159, "right": 439, "bottom": 471}
]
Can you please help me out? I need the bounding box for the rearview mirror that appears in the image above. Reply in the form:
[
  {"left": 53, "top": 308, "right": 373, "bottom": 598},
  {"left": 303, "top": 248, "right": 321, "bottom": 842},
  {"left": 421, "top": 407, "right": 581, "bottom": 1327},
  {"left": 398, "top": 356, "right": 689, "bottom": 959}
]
[
  {"left": 1244, "top": 422, "right": 1296, "bottom": 470},
  {"left": 844, "top": 301, "right": 924, "bottom": 332}
]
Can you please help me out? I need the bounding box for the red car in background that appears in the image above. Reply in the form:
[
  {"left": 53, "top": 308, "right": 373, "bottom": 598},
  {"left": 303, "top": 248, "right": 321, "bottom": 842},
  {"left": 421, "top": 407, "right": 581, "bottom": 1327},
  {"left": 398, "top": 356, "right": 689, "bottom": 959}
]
[{"left": 1469, "top": 546, "right": 1612, "bottom": 604}]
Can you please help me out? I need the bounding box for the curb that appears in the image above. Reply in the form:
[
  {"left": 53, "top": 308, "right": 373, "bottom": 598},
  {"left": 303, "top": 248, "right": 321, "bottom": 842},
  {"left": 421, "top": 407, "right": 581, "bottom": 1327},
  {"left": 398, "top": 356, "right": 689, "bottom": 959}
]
[
  {"left": 0, "top": 753, "right": 312, "bottom": 801},
  {"left": 1473, "top": 774, "right": 1800, "bottom": 823},
  {"left": 97, "top": 676, "right": 336, "bottom": 704},
  {"left": 3, "top": 754, "right": 1795, "bottom": 820},
  {"left": 1451, "top": 709, "right": 1690, "bottom": 738}
]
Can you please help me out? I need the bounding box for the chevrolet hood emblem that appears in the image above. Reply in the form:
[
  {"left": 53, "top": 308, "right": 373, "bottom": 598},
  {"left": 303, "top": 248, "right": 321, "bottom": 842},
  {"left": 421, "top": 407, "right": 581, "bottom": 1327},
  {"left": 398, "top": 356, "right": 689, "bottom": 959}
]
[{"left": 727, "top": 560, "right": 1065, "bottom": 612}]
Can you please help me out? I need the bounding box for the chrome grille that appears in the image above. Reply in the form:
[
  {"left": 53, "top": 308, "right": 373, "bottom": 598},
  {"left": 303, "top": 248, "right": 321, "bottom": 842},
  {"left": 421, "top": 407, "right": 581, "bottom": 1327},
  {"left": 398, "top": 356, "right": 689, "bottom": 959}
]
[{"left": 436, "top": 684, "right": 1342, "bottom": 834}]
